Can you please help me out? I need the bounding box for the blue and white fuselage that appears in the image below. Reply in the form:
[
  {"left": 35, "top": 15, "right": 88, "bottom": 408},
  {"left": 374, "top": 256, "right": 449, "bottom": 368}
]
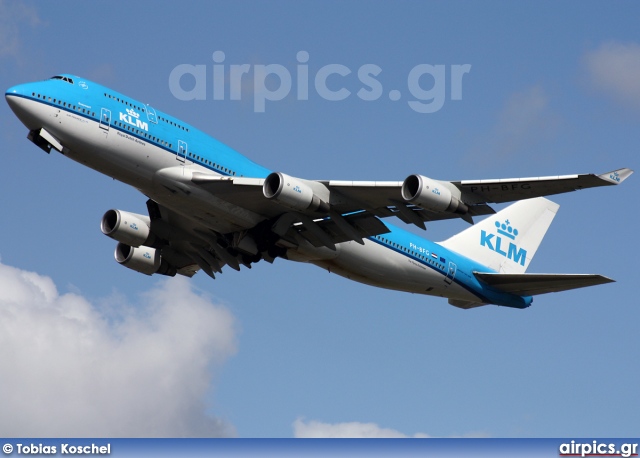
[{"left": 6, "top": 75, "right": 628, "bottom": 309}]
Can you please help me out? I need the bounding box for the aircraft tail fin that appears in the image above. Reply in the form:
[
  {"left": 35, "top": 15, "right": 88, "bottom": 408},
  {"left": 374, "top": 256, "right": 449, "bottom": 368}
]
[{"left": 440, "top": 197, "right": 559, "bottom": 273}]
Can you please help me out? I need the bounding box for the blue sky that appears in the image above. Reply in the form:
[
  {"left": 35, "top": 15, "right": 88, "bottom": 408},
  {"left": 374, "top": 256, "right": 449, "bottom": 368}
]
[{"left": 0, "top": 1, "right": 639, "bottom": 438}]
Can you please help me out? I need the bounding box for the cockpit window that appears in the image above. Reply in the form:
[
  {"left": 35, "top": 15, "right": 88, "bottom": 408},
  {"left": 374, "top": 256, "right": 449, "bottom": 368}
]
[{"left": 50, "top": 75, "right": 74, "bottom": 84}]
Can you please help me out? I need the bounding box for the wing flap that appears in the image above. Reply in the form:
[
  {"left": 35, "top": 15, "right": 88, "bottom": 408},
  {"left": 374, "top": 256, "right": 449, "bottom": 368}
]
[
  {"left": 473, "top": 272, "right": 615, "bottom": 296},
  {"left": 294, "top": 212, "right": 390, "bottom": 248}
]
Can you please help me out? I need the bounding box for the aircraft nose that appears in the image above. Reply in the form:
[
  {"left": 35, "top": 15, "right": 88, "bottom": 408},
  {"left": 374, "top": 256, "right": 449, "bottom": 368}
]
[
  {"left": 6, "top": 83, "right": 41, "bottom": 130},
  {"left": 5, "top": 84, "right": 25, "bottom": 110},
  {"left": 6, "top": 83, "right": 26, "bottom": 97}
]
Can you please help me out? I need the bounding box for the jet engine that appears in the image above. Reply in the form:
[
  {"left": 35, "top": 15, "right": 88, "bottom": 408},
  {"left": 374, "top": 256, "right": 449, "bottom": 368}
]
[
  {"left": 101, "top": 209, "right": 157, "bottom": 247},
  {"left": 263, "top": 172, "right": 329, "bottom": 213},
  {"left": 401, "top": 175, "right": 468, "bottom": 214},
  {"left": 114, "top": 243, "right": 176, "bottom": 276}
]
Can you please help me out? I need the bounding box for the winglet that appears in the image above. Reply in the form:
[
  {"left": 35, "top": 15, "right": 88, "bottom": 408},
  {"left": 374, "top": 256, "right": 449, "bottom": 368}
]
[{"left": 598, "top": 168, "right": 634, "bottom": 185}]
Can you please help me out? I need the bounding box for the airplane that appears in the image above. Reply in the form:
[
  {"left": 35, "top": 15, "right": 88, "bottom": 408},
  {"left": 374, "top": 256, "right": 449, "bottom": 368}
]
[{"left": 5, "top": 74, "right": 633, "bottom": 309}]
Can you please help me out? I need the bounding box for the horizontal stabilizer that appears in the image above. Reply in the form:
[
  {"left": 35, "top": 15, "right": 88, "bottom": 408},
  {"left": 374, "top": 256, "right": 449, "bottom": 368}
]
[{"left": 473, "top": 272, "right": 615, "bottom": 296}]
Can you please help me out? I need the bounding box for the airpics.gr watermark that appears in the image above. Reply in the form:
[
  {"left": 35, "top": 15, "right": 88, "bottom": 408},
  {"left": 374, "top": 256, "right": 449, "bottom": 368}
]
[
  {"left": 559, "top": 440, "right": 638, "bottom": 458},
  {"left": 168, "top": 51, "right": 471, "bottom": 113}
]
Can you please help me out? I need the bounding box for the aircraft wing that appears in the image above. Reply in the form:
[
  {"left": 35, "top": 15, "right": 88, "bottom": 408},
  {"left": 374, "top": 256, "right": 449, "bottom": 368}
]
[
  {"left": 191, "top": 167, "right": 632, "bottom": 231},
  {"left": 190, "top": 174, "right": 495, "bottom": 230},
  {"left": 453, "top": 168, "right": 634, "bottom": 204},
  {"left": 141, "top": 167, "right": 632, "bottom": 279},
  {"left": 325, "top": 168, "right": 633, "bottom": 208}
]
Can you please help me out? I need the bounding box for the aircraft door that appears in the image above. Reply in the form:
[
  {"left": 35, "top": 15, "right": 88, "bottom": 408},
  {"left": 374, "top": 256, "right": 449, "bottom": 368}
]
[
  {"left": 146, "top": 105, "right": 158, "bottom": 124},
  {"left": 444, "top": 261, "right": 457, "bottom": 285},
  {"left": 177, "top": 140, "right": 187, "bottom": 163},
  {"left": 99, "top": 108, "right": 111, "bottom": 131}
]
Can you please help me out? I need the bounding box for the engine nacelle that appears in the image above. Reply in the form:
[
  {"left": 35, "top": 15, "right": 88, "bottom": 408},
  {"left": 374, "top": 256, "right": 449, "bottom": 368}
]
[
  {"left": 401, "top": 175, "right": 468, "bottom": 214},
  {"left": 101, "top": 209, "right": 156, "bottom": 247},
  {"left": 114, "top": 243, "right": 176, "bottom": 277},
  {"left": 263, "top": 172, "right": 329, "bottom": 213}
]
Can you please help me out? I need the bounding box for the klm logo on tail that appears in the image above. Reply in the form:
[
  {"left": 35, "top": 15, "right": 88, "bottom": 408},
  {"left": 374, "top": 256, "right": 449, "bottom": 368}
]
[{"left": 480, "top": 219, "right": 527, "bottom": 266}]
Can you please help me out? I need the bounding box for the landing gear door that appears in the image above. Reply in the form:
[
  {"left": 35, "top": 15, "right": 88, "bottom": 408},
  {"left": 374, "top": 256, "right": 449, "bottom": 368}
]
[{"left": 177, "top": 140, "right": 187, "bottom": 163}]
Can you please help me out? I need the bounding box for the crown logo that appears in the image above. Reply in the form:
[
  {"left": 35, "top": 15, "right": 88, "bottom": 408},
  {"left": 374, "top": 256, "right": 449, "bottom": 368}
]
[
  {"left": 126, "top": 108, "right": 140, "bottom": 119},
  {"left": 495, "top": 219, "right": 518, "bottom": 240},
  {"left": 609, "top": 171, "right": 621, "bottom": 182}
]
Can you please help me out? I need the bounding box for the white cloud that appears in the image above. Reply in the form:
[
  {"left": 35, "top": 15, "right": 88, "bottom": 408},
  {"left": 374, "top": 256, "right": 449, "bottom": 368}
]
[
  {"left": 0, "top": 0, "right": 41, "bottom": 58},
  {"left": 464, "top": 85, "right": 560, "bottom": 168},
  {"left": 495, "top": 86, "right": 551, "bottom": 146},
  {"left": 490, "top": 85, "right": 560, "bottom": 159},
  {"left": 0, "top": 261, "right": 237, "bottom": 437},
  {"left": 584, "top": 41, "right": 640, "bottom": 108},
  {"left": 293, "top": 418, "right": 491, "bottom": 438},
  {"left": 293, "top": 418, "right": 430, "bottom": 438}
]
